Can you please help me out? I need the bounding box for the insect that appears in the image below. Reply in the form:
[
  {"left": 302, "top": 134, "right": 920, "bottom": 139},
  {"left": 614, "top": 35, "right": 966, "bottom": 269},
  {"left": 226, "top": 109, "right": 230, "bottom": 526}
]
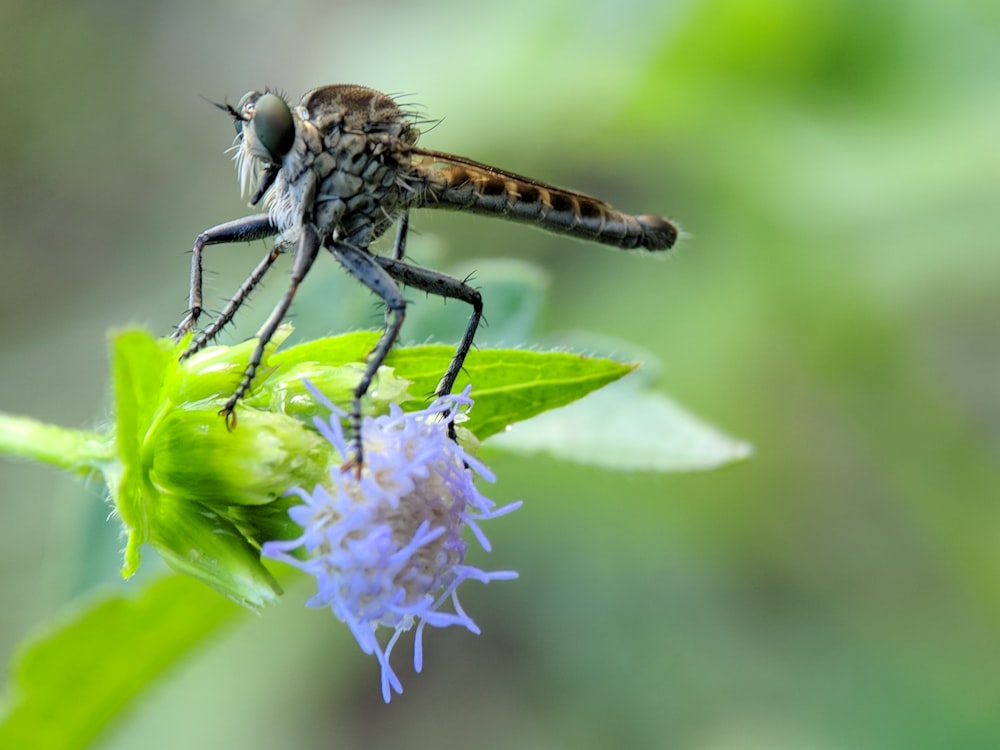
[{"left": 173, "top": 84, "right": 678, "bottom": 468}]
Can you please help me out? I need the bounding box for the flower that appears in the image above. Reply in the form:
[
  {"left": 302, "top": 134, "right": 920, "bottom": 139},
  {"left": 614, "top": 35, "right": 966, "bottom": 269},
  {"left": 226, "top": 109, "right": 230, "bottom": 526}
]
[
  {"left": 261, "top": 384, "right": 521, "bottom": 702},
  {"left": 106, "top": 326, "right": 420, "bottom": 608}
]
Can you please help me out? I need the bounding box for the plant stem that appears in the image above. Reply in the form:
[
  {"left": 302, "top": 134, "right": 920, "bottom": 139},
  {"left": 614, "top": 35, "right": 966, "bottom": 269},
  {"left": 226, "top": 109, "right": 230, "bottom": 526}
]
[{"left": 0, "top": 413, "right": 113, "bottom": 475}]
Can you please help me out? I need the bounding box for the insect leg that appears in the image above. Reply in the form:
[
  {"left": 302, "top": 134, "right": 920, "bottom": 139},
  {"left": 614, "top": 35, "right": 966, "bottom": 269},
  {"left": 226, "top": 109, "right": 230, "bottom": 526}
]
[
  {"left": 373, "top": 256, "right": 482, "bottom": 434},
  {"left": 173, "top": 214, "right": 279, "bottom": 339},
  {"left": 381, "top": 210, "right": 411, "bottom": 332},
  {"left": 180, "top": 243, "right": 283, "bottom": 359},
  {"left": 391, "top": 210, "right": 410, "bottom": 261},
  {"left": 327, "top": 241, "right": 407, "bottom": 470},
  {"left": 219, "top": 223, "right": 321, "bottom": 428}
]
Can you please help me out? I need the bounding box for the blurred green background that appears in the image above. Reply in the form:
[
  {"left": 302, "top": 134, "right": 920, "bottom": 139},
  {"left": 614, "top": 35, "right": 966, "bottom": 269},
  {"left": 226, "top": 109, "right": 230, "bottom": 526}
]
[{"left": 2, "top": 0, "right": 999, "bottom": 747}]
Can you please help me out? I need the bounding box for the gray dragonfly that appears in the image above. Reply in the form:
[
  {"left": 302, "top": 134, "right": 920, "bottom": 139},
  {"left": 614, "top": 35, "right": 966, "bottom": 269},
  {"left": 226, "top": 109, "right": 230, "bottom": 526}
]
[{"left": 173, "top": 84, "right": 678, "bottom": 468}]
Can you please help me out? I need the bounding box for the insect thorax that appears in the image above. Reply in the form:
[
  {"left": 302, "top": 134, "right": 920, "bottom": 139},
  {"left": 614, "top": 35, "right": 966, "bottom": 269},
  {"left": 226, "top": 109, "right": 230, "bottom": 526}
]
[{"left": 265, "top": 85, "right": 418, "bottom": 245}]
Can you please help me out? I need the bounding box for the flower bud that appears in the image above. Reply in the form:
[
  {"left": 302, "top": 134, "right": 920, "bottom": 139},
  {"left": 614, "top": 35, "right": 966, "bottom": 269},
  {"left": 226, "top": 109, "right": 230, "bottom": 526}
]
[{"left": 147, "top": 407, "right": 331, "bottom": 507}]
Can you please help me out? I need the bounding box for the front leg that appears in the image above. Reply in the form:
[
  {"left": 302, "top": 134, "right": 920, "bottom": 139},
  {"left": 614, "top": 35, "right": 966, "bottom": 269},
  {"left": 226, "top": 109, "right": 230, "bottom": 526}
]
[
  {"left": 181, "top": 243, "right": 283, "bottom": 360},
  {"left": 173, "top": 214, "right": 279, "bottom": 340},
  {"left": 219, "top": 223, "right": 321, "bottom": 428}
]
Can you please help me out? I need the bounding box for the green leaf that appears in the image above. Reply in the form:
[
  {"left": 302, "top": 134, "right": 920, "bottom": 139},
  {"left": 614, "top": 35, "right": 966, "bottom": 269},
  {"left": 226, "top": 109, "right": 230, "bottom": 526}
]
[
  {"left": 0, "top": 575, "right": 245, "bottom": 750},
  {"left": 271, "top": 334, "right": 637, "bottom": 439},
  {"left": 487, "top": 377, "right": 753, "bottom": 471},
  {"left": 386, "top": 346, "right": 637, "bottom": 439}
]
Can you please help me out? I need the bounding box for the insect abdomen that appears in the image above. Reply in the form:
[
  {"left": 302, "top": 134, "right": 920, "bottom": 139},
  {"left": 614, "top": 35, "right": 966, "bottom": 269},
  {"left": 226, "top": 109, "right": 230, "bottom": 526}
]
[{"left": 413, "top": 159, "right": 677, "bottom": 251}]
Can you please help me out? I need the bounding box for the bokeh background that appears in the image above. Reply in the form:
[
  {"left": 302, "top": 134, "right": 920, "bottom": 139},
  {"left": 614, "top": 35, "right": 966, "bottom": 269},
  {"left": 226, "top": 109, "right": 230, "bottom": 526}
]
[{"left": 2, "top": 0, "right": 999, "bottom": 747}]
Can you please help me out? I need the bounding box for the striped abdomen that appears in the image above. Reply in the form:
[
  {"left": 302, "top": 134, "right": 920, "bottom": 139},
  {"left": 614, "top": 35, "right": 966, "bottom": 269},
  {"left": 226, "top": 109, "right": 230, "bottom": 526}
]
[{"left": 408, "top": 149, "right": 677, "bottom": 251}]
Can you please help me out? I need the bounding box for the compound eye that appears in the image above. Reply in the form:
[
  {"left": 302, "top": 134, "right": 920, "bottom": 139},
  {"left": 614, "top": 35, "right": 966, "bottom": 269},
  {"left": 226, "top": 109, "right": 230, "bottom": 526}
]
[{"left": 252, "top": 93, "right": 294, "bottom": 160}]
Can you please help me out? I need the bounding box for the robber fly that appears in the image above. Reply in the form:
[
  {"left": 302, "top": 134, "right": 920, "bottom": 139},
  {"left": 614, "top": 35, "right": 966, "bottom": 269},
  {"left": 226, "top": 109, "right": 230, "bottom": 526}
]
[{"left": 173, "top": 84, "right": 678, "bottom": 468}]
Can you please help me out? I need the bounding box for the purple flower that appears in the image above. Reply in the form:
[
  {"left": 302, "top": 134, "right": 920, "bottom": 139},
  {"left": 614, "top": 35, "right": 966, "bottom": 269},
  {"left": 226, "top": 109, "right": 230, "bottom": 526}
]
[{"left": 262, "top": 385, "right": 520, "bottom": 701}]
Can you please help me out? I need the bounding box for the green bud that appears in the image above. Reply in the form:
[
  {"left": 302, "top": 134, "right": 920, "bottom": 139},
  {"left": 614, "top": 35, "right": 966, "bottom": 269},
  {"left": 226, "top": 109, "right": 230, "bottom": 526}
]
[
  {"left": 245, "top": 362, "right": 413, "bottom": 420},
  {"left": 172, "top": 327, "right": 291, "bottom": 404},
  {"left": 109, "top": 325, "right": 415, "bottom": 608},
  {"left": 147, "top": 407, "right": 331, "bottom": 507}
]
